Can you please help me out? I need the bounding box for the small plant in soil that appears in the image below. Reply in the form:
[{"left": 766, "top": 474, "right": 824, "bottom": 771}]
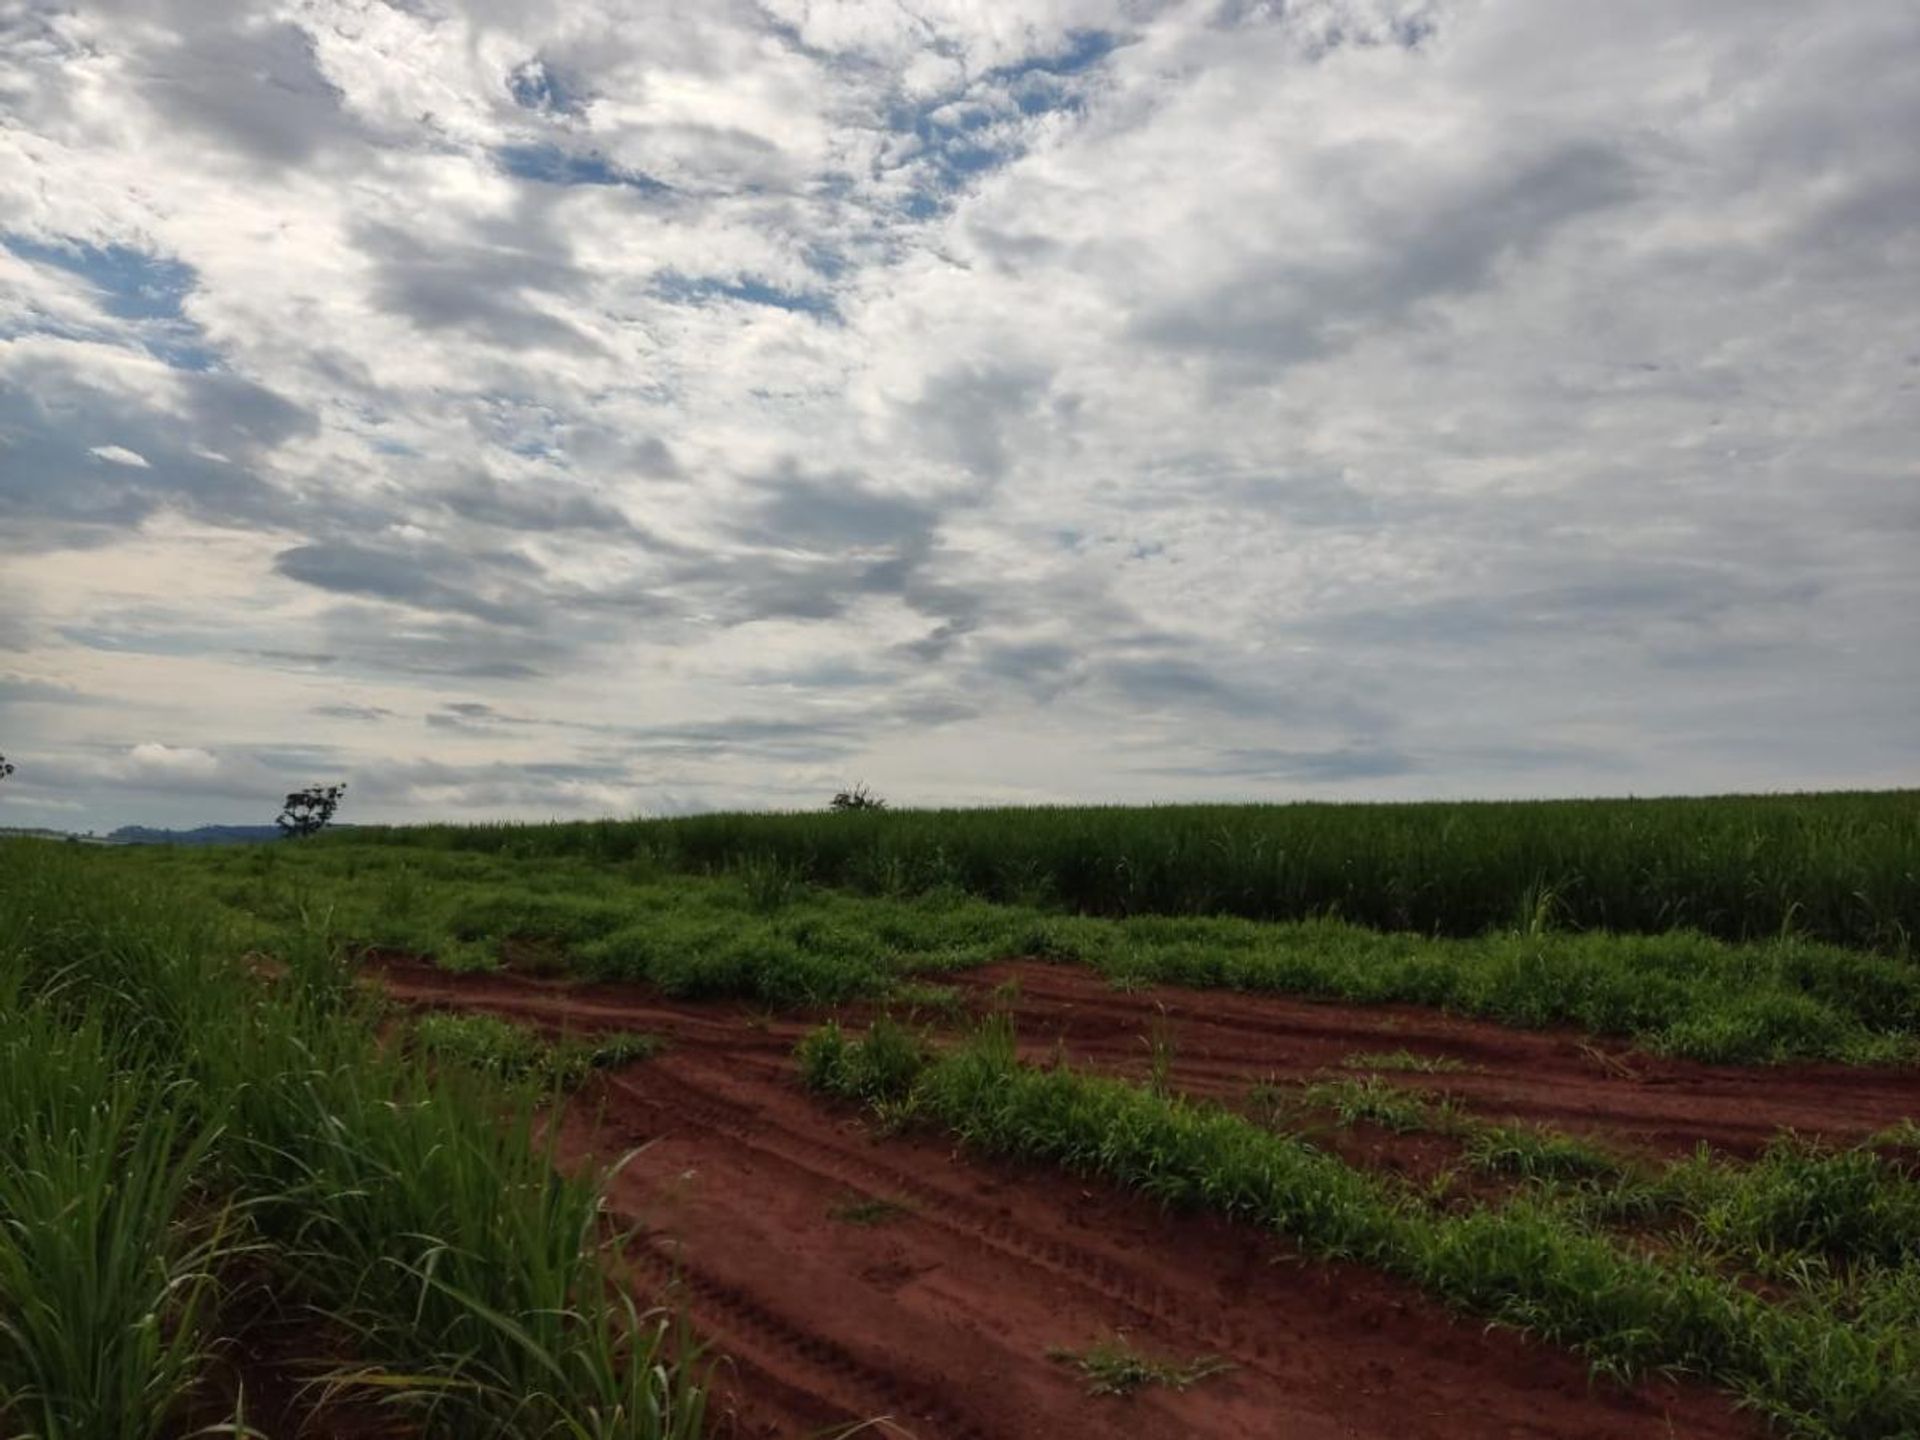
[
  {"left": 1303, "top": 1075, "right": 1457, "bottom": 1135},
  {"left": 415, "top": 1012, "right": 661, "bottom": 1088},
  {"left": 828, "top": 1194, "right": 912, "bottom": 1226},
  {"left": 1343, "top": 1048, "right": 1469, "bottom": 1074},
  {"left": 1049, "top": 1334, "right": 1233, "bottom": 1396}
]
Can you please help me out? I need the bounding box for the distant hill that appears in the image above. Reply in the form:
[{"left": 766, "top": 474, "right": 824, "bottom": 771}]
[{"left": 108, "top": 824, "right": 291, "bottom": 846}]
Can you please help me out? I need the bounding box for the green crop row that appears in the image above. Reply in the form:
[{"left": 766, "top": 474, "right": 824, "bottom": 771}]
[
  {"left": 124, "top": 840, "right": 1920, "bottom": 1064},
  {"left": 798, "top": 1018, "right": 1920, "bottom": 1439},
  {"left": 0, "top": 839, "right": 707, "bottom": 1439},
  {"left": 344, "top": 791, "right": 1920, "bottom": 951}
]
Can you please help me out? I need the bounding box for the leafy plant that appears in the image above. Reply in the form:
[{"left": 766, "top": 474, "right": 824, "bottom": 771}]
[
  {"left": 1343, "top": 1049, "right": 1469, "bottom": 1074},
  {"left": 1048, "top": 1335, "right": 1232, "bottom": 1396}
]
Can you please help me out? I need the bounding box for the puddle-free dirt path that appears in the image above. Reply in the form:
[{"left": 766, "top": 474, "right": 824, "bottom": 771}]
[{"left": 366, "top": 957, "right": 1816, "bottom": 1439}]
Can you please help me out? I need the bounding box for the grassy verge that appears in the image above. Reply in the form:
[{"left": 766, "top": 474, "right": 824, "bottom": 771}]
[
  {"left": 798, "top": 1018, "right": 1920, "bottom": 1438},
  {"left": 0, "top": 839, "right": 707, "bottom": 1438},
  {"left": 128, "top": 839, "right": 1920, "bottom": 1064}
]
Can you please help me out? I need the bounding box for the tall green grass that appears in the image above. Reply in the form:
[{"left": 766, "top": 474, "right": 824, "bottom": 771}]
[
  {"left": 801, "top": 1019, "right": 1920, "bottom": 1438},
  {"left": 0, "top": 839, "right": 708, "bottom": 1439},
  {"left": 350, "top": 791, "right": 1920, "bottom": 951},
  {"left": 137, "top": 840, "right": 1920, "bottom": 1064}
]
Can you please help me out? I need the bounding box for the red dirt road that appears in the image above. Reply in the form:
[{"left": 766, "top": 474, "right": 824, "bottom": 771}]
[{"left": 357, "top": 956, "right": 1920, "bottom": 1440}]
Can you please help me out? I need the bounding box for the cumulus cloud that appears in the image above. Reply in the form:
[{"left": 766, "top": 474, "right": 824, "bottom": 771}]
[{"left": 0, "top": 0, "right": 1914, "bottom": 830}]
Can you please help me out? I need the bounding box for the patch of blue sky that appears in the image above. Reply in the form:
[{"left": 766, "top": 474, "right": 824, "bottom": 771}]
[
  {"left": 506, "top": 58, "right": 588, "bottom": 116},
  {"left": 497, "top": 144, "right": 667, "bottom": 193},
  {"left": 3, "top": 233, "right": 220, "bottom": 370},
  {"left": 477, "top": 394, "right": 569, "bottom": 460},
  {"left": 991, "top": 28, "right": 1119, "bottom": 81},
  {"left": 886, "top": 30, "right": 1118, "bottom": 218},
  {"left": 654, "top": 271, "right": 838, "bottom": 320}
]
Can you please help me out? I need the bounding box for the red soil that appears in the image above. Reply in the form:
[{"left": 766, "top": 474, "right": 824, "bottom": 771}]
[
  {"left": 952, "top": 962, "right": 1920, "bottom": 1159},
  {"left": 359, "top": 956, "right": 1920, "bottom": 1439}
]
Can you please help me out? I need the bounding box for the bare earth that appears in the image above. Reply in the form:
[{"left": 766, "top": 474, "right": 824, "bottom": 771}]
[{"left": 368, "top": 956, "right": 1920, "bottom": 1440}]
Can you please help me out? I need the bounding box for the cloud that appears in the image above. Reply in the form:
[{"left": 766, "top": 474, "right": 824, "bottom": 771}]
[
  {"left": 0, "top": 672, "right": 91, "bottom": 705},
  {"left": 0, "top": 0, "right": 1913, "bottom": 830}
]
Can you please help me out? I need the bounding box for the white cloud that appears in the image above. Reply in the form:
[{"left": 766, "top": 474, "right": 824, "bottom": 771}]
[
  {"left": 126, "top": 742, "right": 220, "bottom": 778},
  {"left": 88, "top": 443, "right": 149, "bottom": 467},
  {"left": 0, "top": 0, "right": 1914, "bottom": 830}
]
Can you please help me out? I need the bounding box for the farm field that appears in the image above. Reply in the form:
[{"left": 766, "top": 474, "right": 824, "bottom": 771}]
[{"left": 6, "top": 791, "right": 1920, "bottom": 1438}]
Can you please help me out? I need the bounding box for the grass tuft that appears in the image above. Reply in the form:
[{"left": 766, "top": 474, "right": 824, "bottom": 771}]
[{"left": 1048, "top": 1335, "right": 1233, "bottom": 1396}]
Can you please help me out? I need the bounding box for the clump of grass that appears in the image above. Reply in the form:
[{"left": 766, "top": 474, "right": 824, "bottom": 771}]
[
  {"left": 736, "top": 853, "right": 803, "bottom": 912},
  {"left": 1301, "top": 1076, "right": 1458, "bottom": 1135},
  {"left": 1465, "top": 1124, "right": 1622, "bottom": 1181},
  {"left": 0, "top": 1014, "right": 233, "bottom": 1440},
  {"left": 415, "top": 1011, "right": 662, "bottom": 1088},
  {"left": 1048, "top": 1335, "right": 1232, "bottom": 1396},
  {"left": 1344, "top": 1049, "right": 1469, "bottom": 1074},
  {"left": 827, "top": 1195, "right": 912, "bottom": 1227},
  {"left": 1245, "top": 1077, "right": 1297, "bottom": 1127},
  {"left": 795, "top": 1018, "right": 930, "bottom": 1106},
  {"left": 886, "top": 980, "right": 965, "bottom": 1020}
]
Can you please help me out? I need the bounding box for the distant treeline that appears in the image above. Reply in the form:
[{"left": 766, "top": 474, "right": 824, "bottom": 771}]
[{"left": 348, "top": 792, "right": 1920, "bottom": 953}]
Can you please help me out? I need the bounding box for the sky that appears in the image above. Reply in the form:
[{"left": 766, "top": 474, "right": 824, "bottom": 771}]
[{"left": 0, "top": 0, "right": 1915, "bottom": 831}]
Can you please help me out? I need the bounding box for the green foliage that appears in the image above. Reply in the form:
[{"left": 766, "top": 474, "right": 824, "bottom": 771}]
[
  {"left": 1300, "top": 1076, "right": 1459, "bottom": 1135},
  {"left": 415, "top": 1012, "right": 661, "bottom": 1089},
  {"left": 794, "top": 1018, "right": 929, "bottom": 1106},
  {"left": 1047, "top": 1335, "right": 1232, "bottom": 1396},
  {"left": 1343, "top": 1049, "right": 1469, "bottom": 1074},
  {"left": 0, "top": 1014, "right": 230, "bottom": 1440},
  {"left": 347, "top": 791, "right": 1920, "bottom": 952},
  {"left": 0, "top": 838, "right": 708, "bottom": 1439},
  {"left": 276, "top": 782, "right": 346, "bottom": 839},
  {"left": 1464, "top": 1124, "right": 1621, "bottom": 1181},
  {"left": 118, "top": 839, "right": 1920, "bottom": 1065}
]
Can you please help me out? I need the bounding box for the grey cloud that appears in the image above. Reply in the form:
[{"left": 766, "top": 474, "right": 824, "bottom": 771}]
[
  {"left": 733, "top": 463, "right": 937, "bottom": 552},
  {"left": 357, "top": 215, "right": 600, "bottom": 353},
  {"left": 432, "top": 472, "right": 644, "bottom": 537},
  {"left": 1138, "top": 140, "right": 1639, "bottom": 370},
  {"left": 3, "top": 1, "right": 1915, "bottom": 823},
  {"left": 1097, "top": 654, "right": 1275, "bottom": 720},
  {"left": 142, "top": 17, "right": 360, "bottom": 169},
  {"left": 1143, "top": 745, "right": 1417, "bottom": 783},
  {"left": 904, "top": 362, "right": 1051, "bottom": 482},
  {"left": 274, "top": 541, "right": 545, "bottom": 626},
  {"left": 1305, "top": 563, "right": 1822, "bottom": 650},
  {"left": 0, "top": 360, "right": 312, "bottom": 547},
  {"left": 314, "top": 604, "right": 552, "bottom": 680},
  {"left": 0, "top": 673, "right": 91, "bottom": 705}
]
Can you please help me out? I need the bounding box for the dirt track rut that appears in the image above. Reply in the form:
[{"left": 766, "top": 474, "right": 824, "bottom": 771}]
[{"left": 364, "top": 957, "right": 1829, "bottom": 1439}]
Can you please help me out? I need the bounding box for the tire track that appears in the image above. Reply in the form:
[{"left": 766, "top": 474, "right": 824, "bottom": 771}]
[
  {"left": 602, "top": 1061, "right": 1289, "bottom": 1379},
  {"left": 368, "top": 954, "right": 1766, "bottom": 1440}
]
